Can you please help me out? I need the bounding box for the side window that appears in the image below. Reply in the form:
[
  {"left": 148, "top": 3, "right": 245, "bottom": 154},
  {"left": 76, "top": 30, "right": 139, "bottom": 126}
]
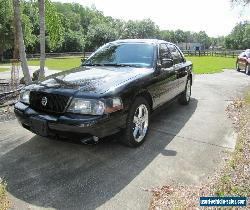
[
  {"left": 159, "top": 44, "right": 172, "bottom": 59},
  {"left": 167, "top": 44, "right": 184, "bottom": 64}
]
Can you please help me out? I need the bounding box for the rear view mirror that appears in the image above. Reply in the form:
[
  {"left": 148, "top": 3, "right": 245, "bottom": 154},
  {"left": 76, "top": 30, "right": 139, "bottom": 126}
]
[{"left": 161, "top": 58, "right": 174, "bottom": 68}]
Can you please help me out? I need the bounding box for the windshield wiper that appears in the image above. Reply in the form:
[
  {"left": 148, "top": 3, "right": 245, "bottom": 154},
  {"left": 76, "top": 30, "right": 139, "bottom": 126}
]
[
  {"left": 82, "top": 63, "right": 104, "bottom": 66},
  {"left": 83, "top": 63, "right": 142, "bottom": 68},
  {"left": 102, "top": 63, "right": 140, "bottom": 67}
]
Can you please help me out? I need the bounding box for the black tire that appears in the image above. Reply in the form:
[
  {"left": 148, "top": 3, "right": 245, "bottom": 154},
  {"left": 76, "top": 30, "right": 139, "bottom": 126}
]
[
  {"left": 178, "top": 78, "right": 191, "bottom": 105},
  {"left": 120, "top": 97, "right": 150, "bottom": 147},
  {"left": 245, "top": 64, "right": 250, "bottom": 75},
  {"left": 236, "top": 62, "right": 240, "bottom": 71}
]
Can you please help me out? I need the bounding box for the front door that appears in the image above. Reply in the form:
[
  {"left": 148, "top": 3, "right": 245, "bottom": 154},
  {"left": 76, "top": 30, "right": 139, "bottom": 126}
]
[
  {"left": 149, "top": 43, "right": 178, "bottom": 109},
  {"left": 167, "top": 44, "right": 188, "bottom": 95}
]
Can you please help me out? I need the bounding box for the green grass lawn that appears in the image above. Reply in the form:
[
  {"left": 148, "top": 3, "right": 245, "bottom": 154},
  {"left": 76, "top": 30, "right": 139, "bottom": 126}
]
[
  {"left": 27, "top": 56, "right": 82, "bottom": 70},
  {"left": 0, "top": 56, "right": 236, "bottom": 74},
  {"left": 0, "top": 67, "right": 10, "bottom": 72},
  {"left": 0, "top": 56, "right": 82, "bottom": 71},
  {"left": 186, "top": 56, "right": 236, "bottom": 74}
]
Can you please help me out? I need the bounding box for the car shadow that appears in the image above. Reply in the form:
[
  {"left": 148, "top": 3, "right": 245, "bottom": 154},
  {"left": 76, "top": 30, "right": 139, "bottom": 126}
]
[{"left": 0, "top": 98, "right": 198, "bottom": 210}]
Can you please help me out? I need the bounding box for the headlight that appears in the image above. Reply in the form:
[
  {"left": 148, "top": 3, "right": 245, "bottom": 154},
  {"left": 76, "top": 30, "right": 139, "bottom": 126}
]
[
  {"left": 20, "top": 90, "right": 30, "bottom": 104},
  {"left": 67, "top": 99, "right": 105, "bottom": 115},
  {"left": 67, "top": 97, "right": 123, "bottom": 115}
]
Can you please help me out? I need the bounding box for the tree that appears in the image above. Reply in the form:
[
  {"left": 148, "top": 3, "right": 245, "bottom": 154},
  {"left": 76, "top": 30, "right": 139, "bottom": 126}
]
[
  {"left": 3, "top": 1, "right": 223, "bottom": 57},
  {"left": 225, "top": 21, "right": 250, "bottom": 49},
  {"left": 160, "top": 30, "right": 176, "bottom": 42},
  {"left": 242, "top": 24, "right": 250, "bottom": 47},
  {"left": 38, "top": 0, "right": 45, "bottom": 80},
  {"left": 45, "top": 0, "right": 64, "bottom": 50},
  {"left": 119, "top": 19, "right": 159, "bottom": 40},
  {"left": 0, "top": 0, "right": 11, "bottom": 61},
  {"left": 12, "top": 0, "right": 31, "bottom": 84},
  {"left": 136, "top": 19, "right": 160, "bottom": 39},
  {"left": 61, "top": 29, "right": 86, "bottom": 52},
  {"left": 37, "top": 0, "right": 63, "bottom": 80},
  {"left": 210, "top": 36, "right": 225, "bottom": 48},
  {"left": 232, "top": 0, "right": 250, "bottom": 6},
  {"left": 195, "top": 31, "right": 211, "bottom": 49},
  {"left": 86, "top": 23, "right": 117, "bottom": 50},
  {"left": 174, "top": 29, "right": 187, "bottom": 43}
]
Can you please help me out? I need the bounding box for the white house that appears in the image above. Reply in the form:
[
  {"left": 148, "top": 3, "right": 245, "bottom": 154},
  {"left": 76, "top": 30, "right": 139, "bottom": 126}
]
[{"left": 177, "top": 43, "right": 204, "bottom": 51}]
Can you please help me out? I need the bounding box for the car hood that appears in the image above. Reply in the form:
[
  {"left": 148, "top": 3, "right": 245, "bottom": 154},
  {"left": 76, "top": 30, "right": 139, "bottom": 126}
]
[{"left": 35, "top": 66, "right": 153, "bottom": 95}]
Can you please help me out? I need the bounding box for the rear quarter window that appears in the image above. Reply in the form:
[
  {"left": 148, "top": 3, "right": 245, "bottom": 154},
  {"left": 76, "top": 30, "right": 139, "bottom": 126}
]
[
  {"left": 246, "top": 51, "right": 250, "bottom": 58},
  {"left": 240, "top": 52, "right": 246, "bottom": 57}
]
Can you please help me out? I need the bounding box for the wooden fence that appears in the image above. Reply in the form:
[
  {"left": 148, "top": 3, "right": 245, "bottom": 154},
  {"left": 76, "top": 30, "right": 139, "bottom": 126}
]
[
  {"left": 182, "top": 50, "right": 243, "bottom": 58},
  {"left": 27, "top": 50, "right": 243, "bottom": 59},
  {"left": 27, "top": 52, "right": 93, "bottom": 59}
]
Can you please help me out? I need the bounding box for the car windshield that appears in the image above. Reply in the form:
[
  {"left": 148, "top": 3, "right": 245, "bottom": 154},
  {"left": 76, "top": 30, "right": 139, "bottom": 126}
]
[{"left": 84, "top": 43, "right": 155, "bottom": 68}]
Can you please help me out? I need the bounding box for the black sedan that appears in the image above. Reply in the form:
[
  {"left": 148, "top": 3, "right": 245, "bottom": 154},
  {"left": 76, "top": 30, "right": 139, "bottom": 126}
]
[
  {"left": 15, "top": 39, "right": 193, "bottom": 147},
  {"left": 236, "top": 49, "right": 250, "bottom": 75}
]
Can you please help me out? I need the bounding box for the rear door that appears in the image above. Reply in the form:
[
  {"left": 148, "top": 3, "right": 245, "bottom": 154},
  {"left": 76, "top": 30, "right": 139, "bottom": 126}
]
[{"left": 167, "top": 44, "right": 188, "bottom": 95}]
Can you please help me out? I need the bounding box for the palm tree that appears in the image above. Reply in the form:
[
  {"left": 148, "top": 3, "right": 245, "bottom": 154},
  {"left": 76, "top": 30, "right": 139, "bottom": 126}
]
[
  {"left": 12, "top": 0, "right": 32, "bottom": 84},
  {"left": 38, "top": 0, "right": 45, "bottom": 80}
]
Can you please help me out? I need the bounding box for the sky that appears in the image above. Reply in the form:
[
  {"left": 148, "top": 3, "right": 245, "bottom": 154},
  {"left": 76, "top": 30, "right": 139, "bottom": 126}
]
[{"left": 53, "top": 0, "right": 250, "bottom": 37}]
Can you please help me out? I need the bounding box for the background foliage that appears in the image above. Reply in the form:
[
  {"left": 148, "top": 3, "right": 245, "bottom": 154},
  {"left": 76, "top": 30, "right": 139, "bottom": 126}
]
[{"left": 0, "top": 0, "right": 249, "bottom": 60}]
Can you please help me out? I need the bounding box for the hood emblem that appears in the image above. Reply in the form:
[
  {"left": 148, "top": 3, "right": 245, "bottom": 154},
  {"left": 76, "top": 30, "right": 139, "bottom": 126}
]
[{"left": 41, "top": 96, "right": 48, "bottom": 106}]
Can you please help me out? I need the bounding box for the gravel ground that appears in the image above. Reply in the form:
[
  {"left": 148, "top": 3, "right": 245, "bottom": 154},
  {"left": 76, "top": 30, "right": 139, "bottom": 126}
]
[
  {"left": 0, "top": 66, "right": 59, "bottom": 80},
  {"left": 0, "top": 106, "right": 15, "bottom": 122}
]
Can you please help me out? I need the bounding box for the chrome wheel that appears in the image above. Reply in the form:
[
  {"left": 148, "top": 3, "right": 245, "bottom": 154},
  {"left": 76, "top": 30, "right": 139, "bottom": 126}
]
[
  {"left": 132, "top": 104, "right": 149, "bottom": 142},
  {"left": 186, "top": 79, "right": 191, "bottom": 101}
]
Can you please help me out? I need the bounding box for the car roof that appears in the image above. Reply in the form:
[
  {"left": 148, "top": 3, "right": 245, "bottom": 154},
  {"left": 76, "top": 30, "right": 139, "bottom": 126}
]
[{"left": 109, "top": 39, "right": 171, "bottom": 45}]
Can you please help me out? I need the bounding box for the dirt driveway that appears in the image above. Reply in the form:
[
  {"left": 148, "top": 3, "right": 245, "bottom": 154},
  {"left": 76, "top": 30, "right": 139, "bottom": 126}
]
[{"left": 0, "top": 70, "right": 250, "bottom": 210}]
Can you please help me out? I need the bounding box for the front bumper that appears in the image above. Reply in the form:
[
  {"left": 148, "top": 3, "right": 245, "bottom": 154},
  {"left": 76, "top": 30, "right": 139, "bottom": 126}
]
[{"left": 14, "top": 102, "right": 127, "bottom": 139}]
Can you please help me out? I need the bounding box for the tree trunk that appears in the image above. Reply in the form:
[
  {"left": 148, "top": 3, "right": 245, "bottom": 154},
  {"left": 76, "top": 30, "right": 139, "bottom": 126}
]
[
  {"left": 12, "top": 0, "right": 31, "bottom": 84},
  {"left": 38, "top": 0, "right": 46, "bottom": 80},
  {"left": 0, "top": 46, "right": 3, "bottom": 62},
  {"left": 13, "top": 17, "right": 19, "bottom": 60}
]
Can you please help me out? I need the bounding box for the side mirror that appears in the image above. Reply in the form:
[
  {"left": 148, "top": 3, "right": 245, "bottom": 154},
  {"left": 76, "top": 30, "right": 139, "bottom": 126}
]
[
  {"left": 161, "top": 58, "right": 174, "bottom": 68},
  {"left": 156, "top": 62, "right": 162, "bottom": 71}
]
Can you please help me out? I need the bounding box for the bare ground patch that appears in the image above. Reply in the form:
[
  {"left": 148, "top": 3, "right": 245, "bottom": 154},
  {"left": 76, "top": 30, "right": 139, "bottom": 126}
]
[
  {"left": 0, "top": 106, "right": 15, "bottom": 122},
  {"left": 0, "top": 179, "right": 10, "bottom": 210}
]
